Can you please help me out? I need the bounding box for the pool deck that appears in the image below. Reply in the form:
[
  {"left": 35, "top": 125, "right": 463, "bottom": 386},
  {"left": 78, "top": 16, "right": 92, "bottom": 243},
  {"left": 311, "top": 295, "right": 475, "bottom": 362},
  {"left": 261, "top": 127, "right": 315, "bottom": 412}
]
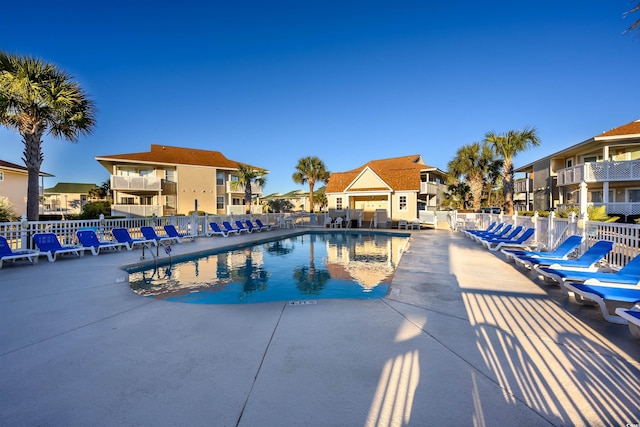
[{"left": 1, "top": 227, "right": 639, "bottom": 426}]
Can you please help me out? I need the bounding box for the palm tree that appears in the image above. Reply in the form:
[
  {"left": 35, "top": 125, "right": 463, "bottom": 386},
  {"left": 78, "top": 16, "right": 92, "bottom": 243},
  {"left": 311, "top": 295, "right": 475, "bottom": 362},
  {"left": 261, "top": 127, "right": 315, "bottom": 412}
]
[
  {"left": 447, "top": 142, "right": 500, "bottom": 212},
  {"left": 0, "top": 52, "right": 96, "bottom": 220},
  {"left": 231, "top": 164, "right": 267, "bottom": 214},
  {"left": 484, "top": 127, "right": 540, "bottom": 215},
  {"left": 292, "top": 156, "right": 330, "bottom": 213},
  {"left": 625, "top": 1, "right": 640, "bottom": 34}
]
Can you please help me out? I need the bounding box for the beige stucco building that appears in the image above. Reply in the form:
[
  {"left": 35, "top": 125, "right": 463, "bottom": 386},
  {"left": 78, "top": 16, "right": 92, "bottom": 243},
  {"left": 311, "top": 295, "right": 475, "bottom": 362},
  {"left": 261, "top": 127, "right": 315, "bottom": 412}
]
[
  {"left": 43, "top": 183, "right": 100, "bottom": 215},
  {"left": 325, "top": 155, "right": 447, "bottom": 224},
  {"left": 95, "top": 145, "right": 267, "bottom": 217},
  {"left": 515, "top": 118, "right": 640, "bottom": 218},
  {"left": 0, "top": 160, "right": 52, "bottom": 217}
]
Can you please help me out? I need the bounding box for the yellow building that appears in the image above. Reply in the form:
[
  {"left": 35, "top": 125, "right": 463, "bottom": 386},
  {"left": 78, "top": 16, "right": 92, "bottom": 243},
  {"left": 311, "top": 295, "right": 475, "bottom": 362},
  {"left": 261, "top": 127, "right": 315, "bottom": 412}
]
[
  {"left": 325, "top": 155, "right": 447, "bottom": 224},
  {"left": 95, "top": 145, "right": 267, "bottom": 217},
  {"left": 43, "top": 183, "right": 100, "bottom": 215},
  {"left": 0, "top": 160, "right": 53, "bottom": 217}
]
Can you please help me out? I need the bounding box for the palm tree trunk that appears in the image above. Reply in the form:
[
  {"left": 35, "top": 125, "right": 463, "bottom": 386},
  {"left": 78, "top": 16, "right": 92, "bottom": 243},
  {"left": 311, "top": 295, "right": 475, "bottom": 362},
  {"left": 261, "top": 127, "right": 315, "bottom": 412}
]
[
  {"left": 503, "top": 159, "right": 514, "bottom": 215},
  {"left": 308, "top": 183, "right": 315, "bottom": 213},
  {"left": 23, "top": 133, "right": 44, "bottom": 221},
  {"left": 245, "top": 183, "right": 252, "bottom": 215}
]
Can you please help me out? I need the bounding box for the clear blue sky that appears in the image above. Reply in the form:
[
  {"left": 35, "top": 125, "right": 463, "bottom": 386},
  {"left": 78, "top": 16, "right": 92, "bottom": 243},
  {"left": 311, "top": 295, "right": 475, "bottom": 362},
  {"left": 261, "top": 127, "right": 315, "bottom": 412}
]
[{"left": 1, "top": 1, "right": 639, "bottom": 194}]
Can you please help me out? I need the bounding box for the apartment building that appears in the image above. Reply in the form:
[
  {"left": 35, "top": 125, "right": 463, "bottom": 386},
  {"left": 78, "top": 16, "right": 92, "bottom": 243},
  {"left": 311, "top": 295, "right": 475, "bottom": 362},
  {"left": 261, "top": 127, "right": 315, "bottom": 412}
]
[
  {"left": 515, "top": 118, "right": 640, "bottom": 218},
  {"left": 95, "top": 145, "right": 267, "bottom": 217}
]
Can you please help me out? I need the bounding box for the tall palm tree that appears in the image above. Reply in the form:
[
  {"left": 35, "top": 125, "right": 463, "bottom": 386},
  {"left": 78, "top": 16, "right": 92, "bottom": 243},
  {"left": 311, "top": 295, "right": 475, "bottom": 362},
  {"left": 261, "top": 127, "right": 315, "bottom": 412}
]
[
  {"left": 447, "top": 142, "right": 500, "bottom": 212},
  {"left": 484, "top": 127, "right": 540, "bottom": 215},
  {"left": 292, "top": 156, "right": 330, "bottom": 213},
  {"left": 232, "top": 164, "right": 267, "bottom": 214},
  {"left": 625, "top": 1, "right": 640, "bottom": 33},
  {"left": 0, "top": 52, "right": 96, "bottom": 220}
]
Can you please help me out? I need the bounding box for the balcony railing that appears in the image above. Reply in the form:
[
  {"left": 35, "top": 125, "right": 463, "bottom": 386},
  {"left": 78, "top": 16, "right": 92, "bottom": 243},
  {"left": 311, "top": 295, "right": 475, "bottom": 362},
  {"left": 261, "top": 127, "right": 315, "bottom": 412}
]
[
  {"left": 111, "top": 204, "right": 162, "bottom": 217},
  {"left": 557, "top": 160, "right": 640, "bottom": 186},
  {"left": 111, "top": 175, "right": 162, "bottom": 191},
  {"left": 420, "top": 182, "right": 447, "bottom": 195},
  {"left": 226, "top": 182, "right": 263, "bottom": 194},
  {"left": 558, "top": 202, "right": 640, "bottom": 217}
]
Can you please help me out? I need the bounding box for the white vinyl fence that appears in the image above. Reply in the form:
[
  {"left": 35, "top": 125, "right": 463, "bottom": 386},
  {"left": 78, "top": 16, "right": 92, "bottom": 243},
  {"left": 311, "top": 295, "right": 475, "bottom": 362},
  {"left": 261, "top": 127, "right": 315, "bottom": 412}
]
[{"left": 453, "top": 211, "right": 640, "bottom": 269}]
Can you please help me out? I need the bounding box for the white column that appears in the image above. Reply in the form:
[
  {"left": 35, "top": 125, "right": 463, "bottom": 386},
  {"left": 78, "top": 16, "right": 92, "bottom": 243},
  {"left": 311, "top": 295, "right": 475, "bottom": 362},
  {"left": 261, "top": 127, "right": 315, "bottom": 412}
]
[
  {"left": 603, "top": 145, "right": 610, "bottom": 161},
  {"left": 579, "top": 181, "right": 588, "bottom": 218}
]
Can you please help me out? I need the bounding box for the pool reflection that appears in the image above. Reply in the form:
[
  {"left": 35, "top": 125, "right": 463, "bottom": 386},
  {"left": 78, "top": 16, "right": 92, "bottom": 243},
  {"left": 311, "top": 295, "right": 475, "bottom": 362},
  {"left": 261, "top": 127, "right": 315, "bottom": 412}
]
[{"left": 128, "top": 232, "right": 409, "bottom": 304}]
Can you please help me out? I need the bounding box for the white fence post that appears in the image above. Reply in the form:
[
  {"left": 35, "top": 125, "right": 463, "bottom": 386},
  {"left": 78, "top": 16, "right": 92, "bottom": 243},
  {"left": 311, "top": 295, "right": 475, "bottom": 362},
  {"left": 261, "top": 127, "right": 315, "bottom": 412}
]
[{"left": 547, "top": 211, "right": 555, "bottom": 250}]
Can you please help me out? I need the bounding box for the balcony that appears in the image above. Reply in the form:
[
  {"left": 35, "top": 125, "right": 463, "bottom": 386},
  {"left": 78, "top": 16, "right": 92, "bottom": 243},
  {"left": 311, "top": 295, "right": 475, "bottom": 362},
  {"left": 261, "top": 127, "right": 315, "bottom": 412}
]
[
  {"left": 420, "top": 182, "right": 447, "bottom": 195},
  {"left": 557, "top": 160, "right": 640, "bottom": 186},
  {"left": 111, "top": 175, "right": 162, "bottom": 191},
  {"left": 226, "top": 182, "right": 263, "bottom": 194},
  {"left": 514, "top": 179, "right": 532, "bottom": 193},
  {"left": 111, "top": 204, "right": 162, "bottom": 217},
  {"left": 557, "top": 202, "right": 640, "bottom": 217}
]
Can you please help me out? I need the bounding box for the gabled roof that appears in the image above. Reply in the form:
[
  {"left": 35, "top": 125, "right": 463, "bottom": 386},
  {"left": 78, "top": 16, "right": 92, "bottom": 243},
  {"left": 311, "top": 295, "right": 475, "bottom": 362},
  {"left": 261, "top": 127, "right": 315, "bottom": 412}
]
[
  {"left": 595, "top": 119, "right": 640, "bottom": 140},
  {"left": 95, "top": 144, "right": 267, "bottom": 171},
  {"left": 44, "top": 182, "right": 98, "bottom": 194},
  {"left": 516, "top": 118, "right": 640, "bottom": 172},
  {"left": 0, "top": 160, "right": 54, "bottom": 177},
  {"left": 326, "top": 155, "right": 441, "bottom": 193}
]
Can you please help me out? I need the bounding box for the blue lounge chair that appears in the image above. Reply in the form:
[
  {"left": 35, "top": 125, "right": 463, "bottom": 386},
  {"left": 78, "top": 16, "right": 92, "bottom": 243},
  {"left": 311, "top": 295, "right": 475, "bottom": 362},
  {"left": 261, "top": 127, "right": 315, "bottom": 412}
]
[
  {"left": 469, "top": 223, "right": 505, "bottom": 241},
  {"left": 0, "top": 236, "right": 38, "bottom": 269},
  {"left": 478, "top": 225, "right": 521, "bottom": 246},
  {"left": 164, "top": 224, "right": 192, "bottom": 243},
  {"left": 208, "top": 222, "right": 235, "bottom": 237},
  {"left": 223, "top": 221, "right": 247, "bottom": 234},
  {"left": 463, "top": 221, "right": 497, "bottom": 238},
  {"left": 503, "top": 235, "right": 582, "bottom": 262},
  {"left": 33, "top": 232, "right": 85, "bottom": 262},
  {"left": 484, "top": 228, "right": 536, "bottom": 252},
  {"left": 536, "top": 253, "right": 640, "bottom": 295},
  {"left": 519, "top": 240, "right": 613, "bottom": 271},
  {"left": 76, "top": 230, "right": 127, "bottom": 255},
  {"left": 471, "top": 224, "right": 512, "bottom": 243},
  {"left": 111, "top": 228, "right": 155, "bottom": 250},
  {"left": 235, "top": 220, "right": 254, "bottom": 233},
  {"left": 140, "top": 226, "right": 178, "bottom": 246},
  {"left": 244, "top": 220, "right": 263, "bottom": 233},
  {"left": 480, "top": 225, "right": 522, "bottom": 244},
  {"left": 564, "top": 282, "right": 640, "bottom": 324},
  {"left": 255, "top": 219, "right": 274, "bottom": 231},
  {"left": 614, "top": 307, "right": 640, "bottom": 339}
]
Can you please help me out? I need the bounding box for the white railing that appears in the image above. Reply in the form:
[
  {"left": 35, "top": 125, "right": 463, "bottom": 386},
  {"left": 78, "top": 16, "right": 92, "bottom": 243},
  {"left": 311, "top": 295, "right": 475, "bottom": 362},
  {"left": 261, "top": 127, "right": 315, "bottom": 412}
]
[
  {"left": 420, "top": 182, "right": 447, "bottom": 194},
  {"left": 111, "top": 205, "right": 163, "bottom": 217},
  {"left": 557, "top": 160, "right": 640, "bottom": 186},
  {"left": 226, "top": 182, "right": 263, "bottom": 194},
  {"left": 0, "top": 213, "right": 318, "bottom": 251},
  {"left": 111, "top": 175, "right": 162, "bottom": 191},
  {"left": 557, "top": 202, "right": 640, "bottom": 218},
  {"left": 457, "top": 211, "right": 640, "bottom": 269}
]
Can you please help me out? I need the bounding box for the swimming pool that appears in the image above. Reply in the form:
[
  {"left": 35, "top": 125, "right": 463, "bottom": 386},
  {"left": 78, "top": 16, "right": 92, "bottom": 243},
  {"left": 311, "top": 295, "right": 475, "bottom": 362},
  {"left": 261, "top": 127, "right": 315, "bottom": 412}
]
[{"left": 127, "top": 231, "right": 410, "bottom": 304}]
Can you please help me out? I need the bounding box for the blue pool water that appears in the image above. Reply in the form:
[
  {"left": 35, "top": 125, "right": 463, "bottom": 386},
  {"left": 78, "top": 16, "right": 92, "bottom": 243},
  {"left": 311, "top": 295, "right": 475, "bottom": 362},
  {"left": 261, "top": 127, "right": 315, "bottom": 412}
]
[{"left": 127, "top": 231, "right": 410, "bottom": 304}]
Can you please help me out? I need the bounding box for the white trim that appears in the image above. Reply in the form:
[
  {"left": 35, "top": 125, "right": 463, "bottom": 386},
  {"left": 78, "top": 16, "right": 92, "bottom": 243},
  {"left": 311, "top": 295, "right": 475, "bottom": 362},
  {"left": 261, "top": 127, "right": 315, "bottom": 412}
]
[{"left": 344, "top": 166, "right": 392, "bottom": 192}]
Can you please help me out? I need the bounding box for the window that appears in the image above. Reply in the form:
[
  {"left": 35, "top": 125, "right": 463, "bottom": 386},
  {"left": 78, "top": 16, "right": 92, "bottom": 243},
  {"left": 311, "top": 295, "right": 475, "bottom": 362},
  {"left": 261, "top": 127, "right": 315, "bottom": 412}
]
[
  {"left": 120, "top": 197, "right": 135, "bottom": 205},
  {"left": 566, "top": 159, "right": 573, "bottom": 168},
  {"left": 216, "top": 172, "right": 225, "bottom": 186},
  {"left": 588, "top": 191, "right": 602, "bottom": 203},
  {"left": 583, "top": 155, "right": 602, "bottom": 163},
  {"left": 165, "top": 169, "right": 176, "bottom": 182},
  {"left": 140, "top": 196, "right": 153, "bottom": 205},
  {"left": 336, "top": 197, "right": 343, "bottom": 209},
  {"left": 0, "top": 171, "right": 4, "bottom": 181},
  {"left": 217, "top": 197, "right": 224, "bottom": 210},
  {"left": 232, "top": 197, "right": 242, "bottom": 205},
  {"left": 628, "top": 189, "right": 640, "bottom": 203},
  {"left": 399, "top": 196, "right": 407, "bottom": 211}
]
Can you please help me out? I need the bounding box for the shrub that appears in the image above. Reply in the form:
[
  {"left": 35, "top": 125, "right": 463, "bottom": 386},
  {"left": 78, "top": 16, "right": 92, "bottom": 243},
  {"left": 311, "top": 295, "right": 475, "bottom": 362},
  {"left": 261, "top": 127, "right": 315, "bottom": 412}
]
[
  {"left": 79, "top": 201, "right": 111, "bottom": 219},
  {"left": 0, "top": 200, "right": 20, "bottom": 222}
]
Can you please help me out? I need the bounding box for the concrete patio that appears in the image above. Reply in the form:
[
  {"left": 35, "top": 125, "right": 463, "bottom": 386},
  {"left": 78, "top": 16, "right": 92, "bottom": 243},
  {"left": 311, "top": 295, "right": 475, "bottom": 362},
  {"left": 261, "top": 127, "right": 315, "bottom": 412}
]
[{"left": 1, "top": 227, "right": 639, "bottom": 426}]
